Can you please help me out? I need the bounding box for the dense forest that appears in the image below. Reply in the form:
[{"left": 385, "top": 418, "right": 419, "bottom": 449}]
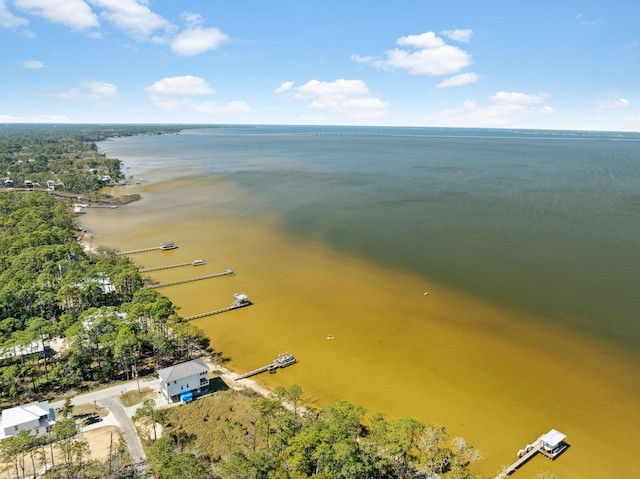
[
  {"left": 0, "top": 124, "right": 183, "bottom": 194},
  {"left": 0, "top": 125, "right": 539, "bottom": 479}
]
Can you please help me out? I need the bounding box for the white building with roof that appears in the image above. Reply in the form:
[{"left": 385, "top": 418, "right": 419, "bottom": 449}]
[
  {"left": 157, "top": 358, "right": 210, "bottom": 403},
  {"left": 0, "top": 401, "right": 55, "bottom": 439},
  {"left": 539, "top": 428, "right": 568, "bottom": 455}
]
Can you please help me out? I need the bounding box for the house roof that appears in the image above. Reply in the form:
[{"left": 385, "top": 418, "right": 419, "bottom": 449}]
[
  {"left": 157, "top": 358, "right": 209, "bottom": 383},
  {"left": 1, "top": 401, "right": 50, "bottom": 429},
  {"left": 539, "top": 428, "right": 566, "bottom": 447}
]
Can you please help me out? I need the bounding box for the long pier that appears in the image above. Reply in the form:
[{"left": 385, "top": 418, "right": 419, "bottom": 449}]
[
  {"left": 235, "top": 353, "right": 297, "bottom": 380},
  {"left": 117, "top": 246, "right": 163, "bottom": 255},
  {"left": 117, "top": 241, "right": 178, "bottom": 256},
  {"left": 140, "top": 260, "right": 205, "bottom": 273},
  {"left": 183, "top": 293, "right": 251, "bottom": 321},
  {"left": 145, "top": 269, "right": 233, "bottom": 289}
]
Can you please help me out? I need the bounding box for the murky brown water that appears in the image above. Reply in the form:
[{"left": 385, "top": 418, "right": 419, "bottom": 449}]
[{"left": 83, "top": 176, "right": 640, "bottom": 478}]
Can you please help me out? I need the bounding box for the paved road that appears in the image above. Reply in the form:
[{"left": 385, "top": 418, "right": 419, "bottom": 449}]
[
  {"left": 52, "top": 377, "right": 162, "bottom": 465},
  {"left": 100, "top": 397, "right": 146, "bottom": 463}
]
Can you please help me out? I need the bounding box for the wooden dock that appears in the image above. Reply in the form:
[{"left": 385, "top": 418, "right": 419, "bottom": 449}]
[
  {"left": 117, "top": 241, "right": 177, "bottom": 255},
  {"left": 235, "top": 353, "right": 297, "bottom": 380},
  {"left": 496, "top": 443, "right": 543, "bottom": 478},
  {"left": 140, "top": 260, "right": 205, "bottom": 273},
  {"left": 495, "top": 429, "right": 568, "bottom": 478},
  {"left": 145, "top": 269, "right": 234, "bottom": 289},
  {"left": 183, "top": 292, "right": 251, "bottom": 321},
  {"left": 117, "top": 246, "right": 163, "bottom": 255}
]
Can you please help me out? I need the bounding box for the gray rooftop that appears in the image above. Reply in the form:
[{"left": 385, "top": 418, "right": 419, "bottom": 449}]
[{"left": 157, "top": 358, "right": 209, "bottom": 383}]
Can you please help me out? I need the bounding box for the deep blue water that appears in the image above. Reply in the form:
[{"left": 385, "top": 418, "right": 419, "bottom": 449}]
[{"left": 100, "top": 125, "right": 640, "bottom": 351}]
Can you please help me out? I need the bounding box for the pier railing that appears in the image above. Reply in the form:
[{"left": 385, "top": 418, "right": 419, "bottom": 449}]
[
  {"left": 140, "top": 260, "right": 206, "bottom": 273},
  {"left": 145, "top": 269, "right": 234, "bottom": 289},
  {"left": 235, "top": 354, "right": 297, "bottom": 380}
]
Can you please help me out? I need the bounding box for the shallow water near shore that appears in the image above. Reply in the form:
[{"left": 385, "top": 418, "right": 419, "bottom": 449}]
[{"left": 85, "top": 127, "right": 640, "bottom": 477}]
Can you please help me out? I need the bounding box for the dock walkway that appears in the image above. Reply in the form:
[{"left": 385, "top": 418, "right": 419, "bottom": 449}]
[
  {"left": 117, "top": 241, "right": 178, "bottom": 256},
  {"left": 496, "top": 443, "right": 542, "bottom": 478},
  {"left": 183, "top": 301, "right": 250, "bottom": 320},
  {"left": 236, "top": 354, "right": 297, "bottom": 380},
  {"left": 117, "top": 246, "right": 163, "bottom": 255},
  {"left": 183, "top": 292, "right": 251, "bottom": 321},
  {"left": 140, "top": 260, "right": 205, "bottom": 273},
  {"left": 145, "top": 269, "right": 233, "bottom": 289}
]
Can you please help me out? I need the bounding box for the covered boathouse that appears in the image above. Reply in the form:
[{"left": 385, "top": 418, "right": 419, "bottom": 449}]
[{"left": 538, "top": 428, "right": 568, "bottom": 457}]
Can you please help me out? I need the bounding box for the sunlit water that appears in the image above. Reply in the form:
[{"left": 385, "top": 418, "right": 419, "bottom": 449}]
[{"left": 82, "top": 126, "right": 640, "bottom": 478}]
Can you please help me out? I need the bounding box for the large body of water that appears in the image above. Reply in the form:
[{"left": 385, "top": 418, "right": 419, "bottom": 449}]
[{"left": 88, "top": 126, "right": 640, "bottom": 478}]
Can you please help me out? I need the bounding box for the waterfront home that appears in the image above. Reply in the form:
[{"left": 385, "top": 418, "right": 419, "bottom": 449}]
[
  {"left": 0, "top": 401, "right": 55, "bottom": 439},
  {"left": 158, "top": 358, "right": 210, "bottom": 403}
]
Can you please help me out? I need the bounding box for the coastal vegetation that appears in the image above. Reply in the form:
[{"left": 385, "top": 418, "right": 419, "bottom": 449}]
[
  {"left": 0, "top": 125, "right": 210, "bottom": 478},
  {"left": 146, "top": 386, "right": 483, "bottom": 479},
  {"left": 0, "top": 191, "right": 209, "bottom": 402},
  {"left": 0, "top": 124, "right": 183, "bottom": 196}
]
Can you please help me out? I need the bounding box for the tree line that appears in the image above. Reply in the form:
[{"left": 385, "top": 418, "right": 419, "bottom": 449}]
[
  {"left": 142, "top": 385, "right": 485, "bottom": 479},
  {"left": 0, "top": 192, "right": 210, "bottom": 404}
]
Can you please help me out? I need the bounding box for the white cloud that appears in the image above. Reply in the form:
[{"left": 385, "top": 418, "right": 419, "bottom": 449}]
[
  {"left": 577, "top": 13, "right": 599, "bottom": 26},
  {"left": 437, "top": 72, "right": 480, "bottom": 88},
  {"left": 182, "top": 12, "right": 203, "bottom": 26},
  {"left": 145, "top": 75, "right": 248, "bottom": 115},
  {"left": 273, "top": 81, "right": 295, "bottom": 94},
  {"left": 23, "top": 59, "right": 44, "bottom": 69},
  {"left": 599, "top": 98, "right": 630, "bottom": 109},
  {"left": 171, "top": 26, "right": 229, "bottom": 56},
  {"left": 441, "top": 29, "right": 473, "bottom": 42},
  {"left": 351, "top": 54, "right": 376, "bottom": 64},
  {"left": 0, "top": 0, "right": 28, "bottom": 27},
  {"left": 146, "top": 75, "right": 215, "bottom": 98},
  {"left": 14, "top": 0, "right": 98, "bottom": 30},
  {"left": 0, "top": 114, "right": 70, "bottom": 122},
  {"left": 88, "top": 0, "right": 170, "bottom": 39},
  {"left": 356, "top": 31, "right": 472, "bottom": 76},
  {"left": 490, "top": 91, "right": 549, "bottom": 104},
  {"left": 424, "top": 91, "right": 553, "bottom": 127},
  {"left": 58, "top": 80, "right": 118, "bottom": 102},
  {"left": 275, "top": 79, "right": 390, "bottom": 119}
]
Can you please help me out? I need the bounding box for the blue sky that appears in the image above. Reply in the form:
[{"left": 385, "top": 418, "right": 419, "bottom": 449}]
[{"left": 1, "top": 0, "right": 639, "bottom": 131}]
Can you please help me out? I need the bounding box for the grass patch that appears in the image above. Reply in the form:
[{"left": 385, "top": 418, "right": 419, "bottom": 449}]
[
  {"left": 120, "top": 387, "right": 157, "bottom": 407},
  {"left": 163, "top": 389, "right": 260, "bottom": 460}
]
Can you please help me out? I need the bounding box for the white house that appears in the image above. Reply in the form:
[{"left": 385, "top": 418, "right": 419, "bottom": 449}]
[
  {"left": 157, "top": 358, "right": 210, "bottom": 403},
  {"left": 0, "top": 401, "right": 55, "bottom": 439},
  {"left": 0, "top": 339, "right": 44, "bottom": 360}
]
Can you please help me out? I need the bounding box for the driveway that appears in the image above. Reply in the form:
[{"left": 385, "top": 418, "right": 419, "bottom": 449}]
[{"left": 52, "top": 377, "right": 161, "bottom": 465}]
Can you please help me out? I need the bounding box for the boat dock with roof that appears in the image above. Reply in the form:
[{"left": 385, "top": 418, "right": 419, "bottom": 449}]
[
  {"left": 117, "top": 241, "right": 178, "bottom": 255},
  {"left": 183, "top": 292, "right": 251, "bottom": 320},
  {"left": 495, "top": 429, "right": 568, "bottom": 478},
  {"left": 235, "top": 353, "right": 297, "bottom": 380}
]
